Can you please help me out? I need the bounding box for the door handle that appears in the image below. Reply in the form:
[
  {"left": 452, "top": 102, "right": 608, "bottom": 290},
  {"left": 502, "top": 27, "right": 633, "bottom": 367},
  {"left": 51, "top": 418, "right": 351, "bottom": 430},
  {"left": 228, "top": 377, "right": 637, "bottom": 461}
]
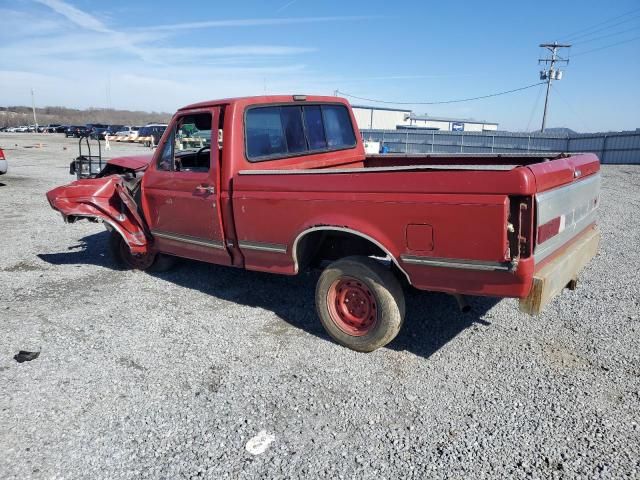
[{"left": 195, "top": 184, "right": 215, "bottom": 194}]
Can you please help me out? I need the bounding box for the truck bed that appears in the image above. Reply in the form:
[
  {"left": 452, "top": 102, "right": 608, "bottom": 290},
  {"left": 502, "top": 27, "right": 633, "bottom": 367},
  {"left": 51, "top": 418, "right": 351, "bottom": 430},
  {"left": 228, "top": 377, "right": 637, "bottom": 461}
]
[
  {"left": 364, "top": 153, "right": 564, "bottom": 169},
  {"left": 242, "top": 153, "right": 575, "bottom": 175}
]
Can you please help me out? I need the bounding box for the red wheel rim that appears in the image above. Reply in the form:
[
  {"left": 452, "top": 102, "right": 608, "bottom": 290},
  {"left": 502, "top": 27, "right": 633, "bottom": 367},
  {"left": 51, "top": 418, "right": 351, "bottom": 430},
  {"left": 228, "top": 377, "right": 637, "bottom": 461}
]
[
  {"left": 120, "top": 241, "right": 155, "bottom": 270},
  {"left": 327, "top": 276, "right": 377, "bottom": 336}
]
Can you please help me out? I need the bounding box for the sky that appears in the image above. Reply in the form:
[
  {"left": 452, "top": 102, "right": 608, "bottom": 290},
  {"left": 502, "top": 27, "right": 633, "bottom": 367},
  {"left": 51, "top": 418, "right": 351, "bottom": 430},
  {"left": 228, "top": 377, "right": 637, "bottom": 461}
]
[{"left": 0, "top": 0, "right": 639, "bottom": 132}]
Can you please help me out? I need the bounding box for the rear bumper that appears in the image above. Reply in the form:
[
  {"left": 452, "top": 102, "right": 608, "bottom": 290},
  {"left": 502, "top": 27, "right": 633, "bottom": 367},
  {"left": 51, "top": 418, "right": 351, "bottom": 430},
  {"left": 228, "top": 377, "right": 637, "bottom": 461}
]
[
  {"left": 519, "top": 225, "right": 600, "bottom": 314},
  {"left": 0, "top": 159, "right": 7, "bottom": 174}
]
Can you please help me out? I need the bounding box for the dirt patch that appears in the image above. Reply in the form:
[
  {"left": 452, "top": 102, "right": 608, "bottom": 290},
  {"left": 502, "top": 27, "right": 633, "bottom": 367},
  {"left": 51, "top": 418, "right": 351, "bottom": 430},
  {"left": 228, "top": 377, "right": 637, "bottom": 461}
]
[
  {"left": 261, "top": 318, "right": 304, "bottom": 337},
  {"left": 117, "top": 357, "right": 145, "bottom": 371},
  {"left": 543, "top": 344, "right": 591, "bottom": 369},
  {"left": 2, "top": 261, "right": 45, "bottom": 272}
]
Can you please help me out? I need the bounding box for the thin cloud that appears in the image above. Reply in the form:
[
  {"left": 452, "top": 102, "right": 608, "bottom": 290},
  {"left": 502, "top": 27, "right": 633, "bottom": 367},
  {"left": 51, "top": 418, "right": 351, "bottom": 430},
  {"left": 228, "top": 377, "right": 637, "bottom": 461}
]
[
  {"left": 162, "top": 46, "right": 316, "bottom": 57},
  {"left": 33, "top": 0, "right": 158, "bottom": 63},
  {"left": 30, "top": 0, "right": 326, "bottom": 66},
  {"left": 33, "top": 0, "right": 110, "bottom": 32},
  {"left": 137, "top": 16, "right": 374, "bottom": 32},
  {"left": 276, "top": 0, "right": 299, "bottom": 12}
]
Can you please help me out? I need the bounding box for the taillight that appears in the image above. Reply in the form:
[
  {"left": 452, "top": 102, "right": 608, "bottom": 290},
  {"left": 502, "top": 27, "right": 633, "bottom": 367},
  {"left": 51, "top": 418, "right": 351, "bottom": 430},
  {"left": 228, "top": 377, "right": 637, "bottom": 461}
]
[
  {"left": 536, "top": 195, "right": 599, "bottom": 246},
  {"left": 0, "top": 148, "right": 5, "bottom": 160},
  {"left": 537, "top": 216, "right": 562, "bottom": 244}
]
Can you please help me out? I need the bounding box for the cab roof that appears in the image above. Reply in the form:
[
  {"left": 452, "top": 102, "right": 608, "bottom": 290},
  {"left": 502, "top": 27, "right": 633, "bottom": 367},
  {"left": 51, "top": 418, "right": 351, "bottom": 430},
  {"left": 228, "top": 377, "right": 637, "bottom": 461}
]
[{"left": 178, "top": 95, "right": 350, "bottom": 112}]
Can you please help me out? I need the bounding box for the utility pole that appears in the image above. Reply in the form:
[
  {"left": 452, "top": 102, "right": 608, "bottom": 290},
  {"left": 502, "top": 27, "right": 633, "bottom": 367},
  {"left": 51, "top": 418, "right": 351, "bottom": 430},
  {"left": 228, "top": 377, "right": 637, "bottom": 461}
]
[
  {"left": 30, "top": 88, "right": 39, "bottom": 130},
  {"left": 538, "top": 42, "right": 570, "bottom": 132}
]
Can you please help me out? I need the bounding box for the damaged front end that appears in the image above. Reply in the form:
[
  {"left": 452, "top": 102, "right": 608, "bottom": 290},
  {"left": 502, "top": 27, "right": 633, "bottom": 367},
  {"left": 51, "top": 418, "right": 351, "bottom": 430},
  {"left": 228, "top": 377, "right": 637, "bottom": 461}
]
[{"left": 46, "top": 175, "right": 150, "bottom": 254}]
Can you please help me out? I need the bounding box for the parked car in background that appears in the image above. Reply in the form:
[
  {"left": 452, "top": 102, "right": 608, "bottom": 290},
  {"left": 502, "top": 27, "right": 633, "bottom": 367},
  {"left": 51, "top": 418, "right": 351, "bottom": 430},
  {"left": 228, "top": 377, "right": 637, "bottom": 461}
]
[
  {"left": 114, "top": 125, "right": 141, "bottom": 140},
  {"left": 14, "top": 126, "right": 29, "bottom": 133},
  {"left": 129, "top": 126, "right": 141, "bottom": 141},
  {"left": 65, "top": 126, "right": 90, "bottom": 138},
  {"left": 0, "top": 148, "right": 7, "bottom": 175},
  {"left": 137, "top": 124, "right": 167, "bottom": 146},
  {"left": 90, "top": 127, "right": 109, "bottom": 140},
  {"left": 44, "top": 124, "right": 62, "bottom": 133},
  {"left": 55, "top": 125, "right": 68, "bottom": 133},
  {"left": 104, "top": 125, "right": 124, "bottom": 137}
]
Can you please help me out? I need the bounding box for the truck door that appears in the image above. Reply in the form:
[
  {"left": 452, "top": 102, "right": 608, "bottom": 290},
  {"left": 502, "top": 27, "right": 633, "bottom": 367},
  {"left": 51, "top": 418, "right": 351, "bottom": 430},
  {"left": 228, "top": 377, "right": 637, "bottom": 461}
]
[{"left": 141, "top": 107, "right": 232, "bottom": 266}]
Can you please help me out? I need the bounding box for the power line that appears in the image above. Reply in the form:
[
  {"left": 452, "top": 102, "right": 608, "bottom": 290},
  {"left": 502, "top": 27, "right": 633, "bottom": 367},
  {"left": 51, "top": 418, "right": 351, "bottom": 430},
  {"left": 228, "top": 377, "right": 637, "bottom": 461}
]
[
  {"left": 571, "top": 35, "right": 640, "bottom": 57},
  {"left": 336, "top": 82, "right": 544, "bottom": 106},
  {"left": 566, "top": 14, "right": 640, "bottom": 43},
  {"left": 550, "top": 84, "right": 591, "bottom": 133},
  {"left": 562, "top": 7, "right": 640, "bottom": 41},
  {"left": 525, "top": 83, "right": 545, "bottom": 132},
  {"left": 571, "top": 25, "right": 640, "bottom": 46}
]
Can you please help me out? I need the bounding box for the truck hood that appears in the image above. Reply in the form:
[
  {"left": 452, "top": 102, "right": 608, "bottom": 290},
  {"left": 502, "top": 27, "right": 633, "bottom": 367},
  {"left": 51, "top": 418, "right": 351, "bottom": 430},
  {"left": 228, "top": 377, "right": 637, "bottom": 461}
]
[{"left": 107, "top": 154, "right": 153, "bottom": 171}]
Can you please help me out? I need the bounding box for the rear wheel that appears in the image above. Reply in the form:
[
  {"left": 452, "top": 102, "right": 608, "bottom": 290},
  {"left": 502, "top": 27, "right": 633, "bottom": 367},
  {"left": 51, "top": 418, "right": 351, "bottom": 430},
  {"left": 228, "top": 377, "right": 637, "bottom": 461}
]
[
  {"left": 315, "top": 256, "right": 405, "bottom": 352},
  {"left": 109, "top": 232, "right": 175, "bottom": 272}
]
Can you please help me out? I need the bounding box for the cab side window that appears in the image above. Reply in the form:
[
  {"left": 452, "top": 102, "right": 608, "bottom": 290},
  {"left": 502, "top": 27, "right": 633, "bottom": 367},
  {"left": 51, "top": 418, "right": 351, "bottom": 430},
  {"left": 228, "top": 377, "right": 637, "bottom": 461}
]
[{"left": 156, "top": 113, "right": 212, "bottom": 172}]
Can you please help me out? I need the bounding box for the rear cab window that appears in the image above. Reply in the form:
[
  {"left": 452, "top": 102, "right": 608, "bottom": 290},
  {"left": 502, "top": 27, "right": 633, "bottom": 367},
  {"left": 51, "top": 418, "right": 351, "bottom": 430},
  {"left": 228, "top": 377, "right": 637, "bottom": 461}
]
[{"left": 245, "top": 103, "right": 356, "bottom": 162}]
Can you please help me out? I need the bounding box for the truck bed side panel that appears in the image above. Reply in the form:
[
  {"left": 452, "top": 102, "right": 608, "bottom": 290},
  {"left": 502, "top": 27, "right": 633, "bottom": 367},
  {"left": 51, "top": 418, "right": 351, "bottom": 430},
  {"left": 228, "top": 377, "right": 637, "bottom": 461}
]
[{"left": 232, "top": 170, "right": 534, "bottom": 297}]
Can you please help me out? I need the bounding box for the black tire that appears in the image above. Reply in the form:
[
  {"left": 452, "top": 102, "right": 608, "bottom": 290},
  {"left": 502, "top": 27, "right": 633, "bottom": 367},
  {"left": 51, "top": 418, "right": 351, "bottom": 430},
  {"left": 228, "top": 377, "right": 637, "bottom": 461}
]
[
  {"left": 108, "top": 231, "right": 175, "bottom": 272},
  {"left": 315, "top": 256, "right": 405, "bottom": 352}
]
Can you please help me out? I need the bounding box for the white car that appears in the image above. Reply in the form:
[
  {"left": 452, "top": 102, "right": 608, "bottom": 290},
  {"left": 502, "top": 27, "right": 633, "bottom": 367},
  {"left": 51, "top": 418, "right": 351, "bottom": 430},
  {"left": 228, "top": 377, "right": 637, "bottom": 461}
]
[
  {"left": 0, "top": 148, "right": 7, "bottom": 175},
  {"left": 114, "top": 126, "right": 141, "bottom": 140}
]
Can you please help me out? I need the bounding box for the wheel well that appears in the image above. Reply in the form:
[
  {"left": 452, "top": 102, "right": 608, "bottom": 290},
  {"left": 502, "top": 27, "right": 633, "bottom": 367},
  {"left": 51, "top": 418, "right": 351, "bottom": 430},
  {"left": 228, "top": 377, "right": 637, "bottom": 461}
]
[
  {"left": 296, "top": 230, "right": 387, "bottom": 272},
  {"left": 294, "top": 226, "right": 413, "bottom": 279}
]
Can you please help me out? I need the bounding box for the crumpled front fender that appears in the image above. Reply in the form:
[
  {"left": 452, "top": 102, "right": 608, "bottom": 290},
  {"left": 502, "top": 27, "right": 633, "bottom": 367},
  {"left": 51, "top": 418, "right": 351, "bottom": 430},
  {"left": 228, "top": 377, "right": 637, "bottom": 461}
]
[{"left": 46, "top": 176, "right": 150, "bottom": 254}]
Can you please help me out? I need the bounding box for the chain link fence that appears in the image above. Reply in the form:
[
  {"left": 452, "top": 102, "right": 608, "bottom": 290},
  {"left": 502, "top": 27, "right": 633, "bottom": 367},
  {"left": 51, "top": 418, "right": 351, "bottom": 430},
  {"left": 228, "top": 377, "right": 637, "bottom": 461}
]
[{"left": 360, "top": 129, "right": 640, "bottom": 164}]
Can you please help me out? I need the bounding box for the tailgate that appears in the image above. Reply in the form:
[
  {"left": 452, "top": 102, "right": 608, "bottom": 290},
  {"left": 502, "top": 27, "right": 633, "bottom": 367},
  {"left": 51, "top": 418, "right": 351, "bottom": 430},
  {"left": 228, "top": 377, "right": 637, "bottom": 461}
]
[{"left": 528, "top": 153, "right": 601, "bottom": 264}]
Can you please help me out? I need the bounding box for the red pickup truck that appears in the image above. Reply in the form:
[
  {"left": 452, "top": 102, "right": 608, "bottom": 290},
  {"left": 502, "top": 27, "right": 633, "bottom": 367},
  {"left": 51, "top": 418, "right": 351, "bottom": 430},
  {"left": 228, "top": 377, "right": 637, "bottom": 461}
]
[{"left": 47, "top": 95, "right": 601, "bottom": 352}]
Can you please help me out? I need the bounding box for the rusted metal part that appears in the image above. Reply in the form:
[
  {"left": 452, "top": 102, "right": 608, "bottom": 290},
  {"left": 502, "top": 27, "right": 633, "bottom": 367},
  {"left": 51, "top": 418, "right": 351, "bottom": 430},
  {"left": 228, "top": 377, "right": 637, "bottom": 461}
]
[
  {"left": 451, "top": 294, "right": 471, "bottom": 313},
  {"left": 46, "top": 176, "right": 150, "bottom": 253},
  {"left": 519, "top": 226, "right": 600, "bottom": 315}
]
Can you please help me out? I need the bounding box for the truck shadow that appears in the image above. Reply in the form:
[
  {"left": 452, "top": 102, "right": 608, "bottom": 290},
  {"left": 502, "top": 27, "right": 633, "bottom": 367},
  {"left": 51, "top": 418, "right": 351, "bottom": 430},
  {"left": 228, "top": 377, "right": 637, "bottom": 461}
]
[{"left": 38, "top": 231, "right": 499, "bottom": 360}]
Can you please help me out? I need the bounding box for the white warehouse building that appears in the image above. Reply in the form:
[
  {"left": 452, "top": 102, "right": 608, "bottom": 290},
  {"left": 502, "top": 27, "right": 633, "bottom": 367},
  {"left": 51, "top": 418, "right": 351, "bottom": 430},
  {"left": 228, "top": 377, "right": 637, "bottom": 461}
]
[
  {"left": 351, "top": 105, "right": 498, "bottom": 132},
  {"left": 351, "top": 105, "right": 412, "bottom": 130}
]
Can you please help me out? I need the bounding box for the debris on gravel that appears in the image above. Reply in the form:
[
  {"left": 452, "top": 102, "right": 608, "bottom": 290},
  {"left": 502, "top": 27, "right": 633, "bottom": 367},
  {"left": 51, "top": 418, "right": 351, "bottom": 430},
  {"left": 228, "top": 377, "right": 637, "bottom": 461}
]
[{"left": 13, "top": 351, "right": 40, "bottom": 363}]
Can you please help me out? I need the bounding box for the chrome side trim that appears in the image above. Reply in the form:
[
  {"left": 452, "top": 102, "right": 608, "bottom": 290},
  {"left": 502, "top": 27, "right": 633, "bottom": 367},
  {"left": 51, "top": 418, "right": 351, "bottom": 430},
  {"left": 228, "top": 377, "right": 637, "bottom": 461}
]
[
  {"left": 238, "top": 240, "right": 288, "bottom": 253},
  {"left": 536, "top": 173, "right": 601, "bottom": 225},
  {"left": 534, "top": 173, "right": 601, "bottom": 263},
  {"left": 291, "top": 226, "right": 411, "bottom": 285},
  {"left": 152, "top": 230, "right": 225, "bottom": 249},
  {"left": 400, "top": 255, "right": 516, "bottom": 272}
]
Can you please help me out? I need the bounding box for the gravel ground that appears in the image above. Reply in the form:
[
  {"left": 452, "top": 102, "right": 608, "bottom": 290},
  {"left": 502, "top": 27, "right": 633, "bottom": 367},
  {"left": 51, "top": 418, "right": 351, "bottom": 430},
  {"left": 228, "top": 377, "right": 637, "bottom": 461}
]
[{"left": 1, "top": 133, "right": 639, "bottom": 479}]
